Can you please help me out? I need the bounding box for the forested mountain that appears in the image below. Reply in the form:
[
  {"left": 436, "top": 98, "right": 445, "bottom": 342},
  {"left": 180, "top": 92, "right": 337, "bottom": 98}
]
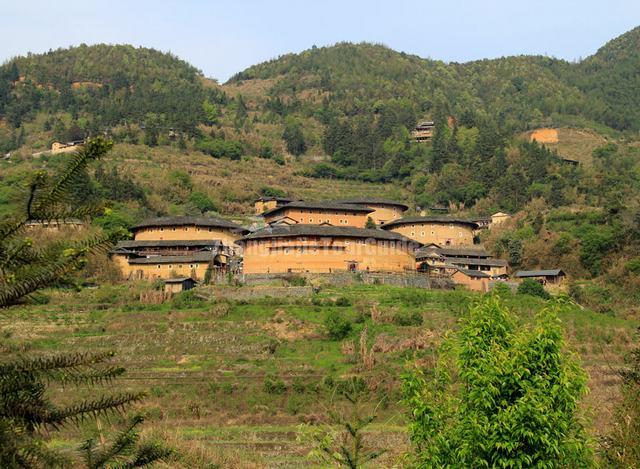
[
  {"left": 571, "top": 26, "right": 640, "bottom": 130},
  {"left": 0, "top": 44, "right": 224, "bottom": 135},
  {"left": 230, "top": 26, "right": 640, "bottom": 136}
]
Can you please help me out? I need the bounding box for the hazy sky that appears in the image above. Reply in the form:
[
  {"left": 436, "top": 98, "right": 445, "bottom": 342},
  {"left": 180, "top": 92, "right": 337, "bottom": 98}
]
[{"left": 2, "top": 0, "right": 639, "bottom": 82}]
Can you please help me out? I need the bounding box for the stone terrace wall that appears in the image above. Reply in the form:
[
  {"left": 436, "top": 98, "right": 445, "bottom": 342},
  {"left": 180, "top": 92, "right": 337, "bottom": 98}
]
[
  {"left": 242, "top": 272, "right": 454, "bottom": 290},
  {"left": 201, "top": 285, "right": 314, "bottom": 301}
]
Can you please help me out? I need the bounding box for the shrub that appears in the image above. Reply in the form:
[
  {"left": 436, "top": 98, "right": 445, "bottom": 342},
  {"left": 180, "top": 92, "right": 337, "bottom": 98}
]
[
  {"left": 335, "top": 376, "right": 368, "bottom": 397},
  {"left": 334, "top": 296, "right": 351, "bottom": 307},
  {"left": 292, "top": 377, "right": 307, "bottom": 394},
  {"left": 259, "top": 186, "right": 286, "bottom": 198},
  {"left": 626, "top": 258, "right": 640, "bottom": 275},
  {"left": 324, "top": 310, "right": 352, "bottom": 340},
  {"left": 517, "top": 278, "right": 550, "bottom": 299},
  {"left": 264, "top": 375, "right": 287, "bottom": 394},
  {"left": 171, "top": 290, "right": 205, "bottom": 309},
  {"left": 392, "top": 311, "right": 423, "bottom": 326},
  {"left": 196, "top": 137, "right": 243, "bottom": 160},
  {"left": 491, "top": 282, "right": 512, "bottom": 298},
  {"left": 259, "top": 141, "right": 273, "bottom": 158},
  {"left": 568, "top": 282, "right": 585, "bottom": 304},
  {"left": 285, "top": 275, "right": 307, "bottom": 286},
  {"left": 188, "top": 191, "right": 218, "bottom": 213}
]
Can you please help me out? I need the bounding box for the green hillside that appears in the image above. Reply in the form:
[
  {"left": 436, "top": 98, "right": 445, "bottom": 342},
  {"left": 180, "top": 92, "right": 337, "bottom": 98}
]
[
  {"left": 1, "top": 30, "right": 640, "bottom": 300},
  {"left": 0, "top": 44, "right": 218, "bottom": 135},
  {"left": 572, "top": 26, "right": 640, "bottom": 130}
]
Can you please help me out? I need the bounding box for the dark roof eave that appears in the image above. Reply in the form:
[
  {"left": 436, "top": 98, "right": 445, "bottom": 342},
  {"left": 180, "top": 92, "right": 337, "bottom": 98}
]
[
  {"left": 262, "top": 201, "right": 374, "bottom": 218},
  {"left": 239, "top": 224, "right": 421, "bottom": 245},
  {"left": 381, "top": 216, "right": 479, "bottom": 229},
  {"left": 336, "top": 198, "right": 409, "bottom": 211},
  {"left": 131, "top": 216, "right": 248, "bottom": 234}
]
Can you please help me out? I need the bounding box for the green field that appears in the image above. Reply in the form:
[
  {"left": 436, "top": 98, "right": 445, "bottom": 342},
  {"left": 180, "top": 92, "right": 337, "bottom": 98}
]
[{"left": 1, "top": 283, "right": 635, "bottom": 467}]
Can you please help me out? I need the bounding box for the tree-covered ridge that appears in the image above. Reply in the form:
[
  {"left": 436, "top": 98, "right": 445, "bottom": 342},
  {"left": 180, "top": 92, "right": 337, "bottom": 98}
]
[
  {"left": 10, "top": 44, "right": 202, "bottom": 86},
  {"left": 229, "top": 36, "right": 639, "bottom": 132},
  {"left": 571, "top": 26, "right": 640, "bottom": 130},
  {"left": 0, "top": 44, "right": 221, "bottom": 132}
]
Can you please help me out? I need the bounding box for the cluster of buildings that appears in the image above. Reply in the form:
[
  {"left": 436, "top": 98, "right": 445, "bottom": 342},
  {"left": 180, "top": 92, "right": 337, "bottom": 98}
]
[{"left": 109, "top": 197, "right": 565, "bottom": 293}]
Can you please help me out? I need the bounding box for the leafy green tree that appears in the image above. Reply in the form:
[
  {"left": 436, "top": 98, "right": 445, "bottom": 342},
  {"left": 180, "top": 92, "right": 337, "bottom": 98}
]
[
  {"left": 202, "top": 100, "right": 219, "bottom": 125},
  {"left": 188, "top": 191, "right": 218, "bottom": 213},
  {"left": 365, "top": 217, "right": 376, "bottom": 229},
  {"left": 507, "top": 238, "right": 523, "bottom": 267},
  {"left": 402, "top": 297, "right": 593, "bottom": 468}
]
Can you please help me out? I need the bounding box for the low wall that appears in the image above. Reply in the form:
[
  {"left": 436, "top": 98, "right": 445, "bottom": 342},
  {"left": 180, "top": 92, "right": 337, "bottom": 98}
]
[
  {"left": 200, "top": 285, "right": 314, "bottom": 301},
  {"left": 241, "top": 272, "right": 454, "bottom": 290}
]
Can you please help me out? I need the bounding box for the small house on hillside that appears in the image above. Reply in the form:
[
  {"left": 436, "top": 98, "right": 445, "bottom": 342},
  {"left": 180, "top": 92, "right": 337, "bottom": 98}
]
[
  {"left": 51, "top": 140, "right": 85, "bottom": 155},
  {"left": 163, "top": 277, "right": 197, "bottom": 294},
  {"left": 514, "top": 269, "right": 566, "bottom": 285},
  {"left": 412, "top": 121, "right": 435, "bottom": 142},
  {"left": 254, "top": 196, "right": 295, "bottom": 215},
  {"left": 491, "top": 212, "right": 511, "bottom": 226},
  {"left": 561, "top": 158, "right": 579, "bottom": 167},
  {"left": 451, "top": 268, "right": 490, "bottom": 292}
]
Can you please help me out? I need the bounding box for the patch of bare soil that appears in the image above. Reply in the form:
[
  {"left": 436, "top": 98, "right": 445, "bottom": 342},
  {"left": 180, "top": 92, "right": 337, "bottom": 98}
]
[
  {"left": 529, "top": 128, "right": 559, "bottom": 144},
  {"left": 261, "top": 309, "right": 319, "bottom": 341}
]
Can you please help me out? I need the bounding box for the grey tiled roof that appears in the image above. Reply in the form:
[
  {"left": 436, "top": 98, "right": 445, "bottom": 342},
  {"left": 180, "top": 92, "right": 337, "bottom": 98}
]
[
  {"left": 515, "top": 269, "right": 565, "bottom": 277},
  {"left": 336, "top": 198, "right": 409, "bottom": 211},
  {"left": 381, "top": 216, "right": 479, "bottom": 229},
  {"left": 261, "top": 201, "right": 374, "bottom": 218},
  {"left": 128, "top": 253, "right": 214, "bottom": 264},
  {"left": 455, "top": 268, "right": 490, "bottom": 278},
  {"left": 116, "top": 240, "right": 223, "bottom": 249},
  {"left": 447, "top": 257, "right": 508, "bottom": 267},
  {"left": 240, "top": 224, "right": 420, "bottom": 244},
  {"left": 132, "top": 216, "right": 248, "bottom": 233}
]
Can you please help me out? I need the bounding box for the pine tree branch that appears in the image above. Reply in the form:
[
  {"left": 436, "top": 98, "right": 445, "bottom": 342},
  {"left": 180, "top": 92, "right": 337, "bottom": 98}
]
[
  {"left": 44, "top": 392, "right": 145, "bottom": 428},
  {"left": 84, "top": 415, "right": 143, "bottom": 469},
  {"left": 0, "top": 234, "right": 112, "bottom": 307}
]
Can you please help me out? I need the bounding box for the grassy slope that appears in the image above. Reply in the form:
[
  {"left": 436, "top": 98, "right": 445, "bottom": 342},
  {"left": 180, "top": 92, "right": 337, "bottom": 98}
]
[
  {"left": 0, "top": 142, "right": 408, "bottom": 219},
  {"left": 1, "top": 283, "right": 634, "bottom": 467},
  {"left": 525, "top": 126, "right": 609, "bottom": 166},
  {"left": 109, "top": 143, "right": 408, "bottom": 215}
]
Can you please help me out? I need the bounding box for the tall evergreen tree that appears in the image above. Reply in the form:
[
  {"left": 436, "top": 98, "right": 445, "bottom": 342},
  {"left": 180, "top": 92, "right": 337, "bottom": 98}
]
[{"left": 282, "top": 118, "right": 307, "bottom": 156}]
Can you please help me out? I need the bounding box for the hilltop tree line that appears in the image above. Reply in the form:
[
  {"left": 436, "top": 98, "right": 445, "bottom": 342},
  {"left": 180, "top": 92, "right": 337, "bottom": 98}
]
[{"left": 0, "top": 45, "right": 226, "bottom": 136}]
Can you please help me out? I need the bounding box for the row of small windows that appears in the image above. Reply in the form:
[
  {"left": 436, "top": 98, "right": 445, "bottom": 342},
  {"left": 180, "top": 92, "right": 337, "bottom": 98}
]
[
  {"left": 296, "top": 218, "right": 354, "bottom": 224},
  {"left": 147, "top": 227, "right": 226, "bottom": 232},
  {"left": 292, "top": 210, "right": 361, "bottom": 216},
  {"left": 156, "top": 264, "right": 196, "bottom": 269},
  {"left": 408, "top": 223, "right": 466, "bottom": 230},
  {"left": 410, "top": 231, "right": 465, "bottom": 238},
  {"left": 256, "top": 239, "right": 399, "bottom": 248}
]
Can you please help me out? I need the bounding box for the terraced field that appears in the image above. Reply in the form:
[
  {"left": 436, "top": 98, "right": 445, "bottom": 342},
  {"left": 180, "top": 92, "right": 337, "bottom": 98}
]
[{"left": 0, "top": 283, "right": 635, "bottom": 467}]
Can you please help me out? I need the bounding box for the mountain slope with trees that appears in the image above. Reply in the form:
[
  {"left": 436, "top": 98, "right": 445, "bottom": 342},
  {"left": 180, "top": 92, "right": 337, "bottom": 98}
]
[{"left": 0, "top": 30, "right": 640, "bottom": 304}]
